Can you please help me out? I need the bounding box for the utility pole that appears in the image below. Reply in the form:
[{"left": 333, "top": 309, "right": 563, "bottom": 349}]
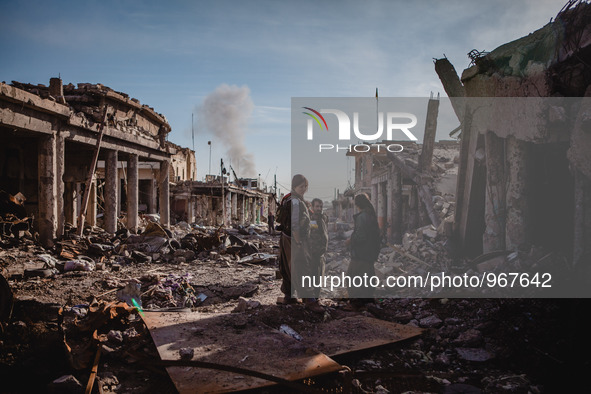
[
  {"left": 221, "top": 158, "right": 225, "bottom": 225},
  {"left": 192, "top": 113, "right": 195, "bottom": 151},
  {"left": 376, "top": 87, "right": 379, "bottom": 132},
  {"left": 208, "top": 141, "right": 212, "bottom": 178}
]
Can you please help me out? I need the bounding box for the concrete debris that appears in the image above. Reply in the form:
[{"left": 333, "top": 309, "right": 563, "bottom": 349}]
[
  {"left": 2, "top": 6, "right": 589, "bottom": 391},
  {"left": 278, "top": 324, "right": 303, "bottom": 341},
  {"left": 419, "top": 315, "right": 443, "bottom": 328},
  {"left": 179, "top": 347, "right": 194, "bottom": 360},
  {"left": 48, "top": 374, "right": 83, "bottom": 394},
  {"left": 232, "top": 296, "right": 261, "bottom": 313},
  {"left": 455, "top": 348, "right": 494, "bottom": 362},
  {"left": 64, "top": 257, "right": 95, "bottom": 272},
  {"left": 97, "top": 372, "right": 120, "bottom": 393},
  {"left": 107, "top": 329, "right": 124, "bottom": 345},
  {"left": 0, "top": 218, "right": 578, "bottom": 393}
]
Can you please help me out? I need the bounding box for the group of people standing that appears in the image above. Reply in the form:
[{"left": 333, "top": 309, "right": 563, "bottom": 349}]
[{"left": 275, "top": 174, "right": 381, "bottom": 313}]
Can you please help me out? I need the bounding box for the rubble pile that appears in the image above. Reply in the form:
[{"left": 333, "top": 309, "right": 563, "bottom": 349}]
[
  {"left": 374, "top": 224, "right": 455, "bottom": 288},
  {"left": 342, "top": 297, "right": 561, "bottom": 393},
  {"left": 55, "top": 298, "right": 167, "bottom": 394},
  {"left": 0, "top": 211, "right": 578, "bottom": 393}
]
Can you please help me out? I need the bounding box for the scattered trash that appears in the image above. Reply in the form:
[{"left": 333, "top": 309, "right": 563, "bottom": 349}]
[
  {"left": 64, "top": 256, "right": 95, "bottom": 272},
  {"left": 37, "top": 254, "right": 59, "bottom": 268},
  {"left": 279, "top": 324, "right": 302, "bottom": 341},
  {"left": 238, "top": 253, "right": 276, "bottom": 264}
]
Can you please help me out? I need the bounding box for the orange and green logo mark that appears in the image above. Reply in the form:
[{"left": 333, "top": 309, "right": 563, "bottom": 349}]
[{"left": 302, "top": 107, "right": 328, "bottom": 131}]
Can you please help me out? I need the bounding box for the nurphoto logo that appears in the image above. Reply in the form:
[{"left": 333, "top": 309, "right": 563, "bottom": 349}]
[{"left": 302, "top": 106, "right": 418, "bottom": 153}]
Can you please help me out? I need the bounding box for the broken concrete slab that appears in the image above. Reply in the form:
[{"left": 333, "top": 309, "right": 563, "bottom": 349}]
[
  {"left": 142, "top": 311, "right": 422, "bottom": 393},
  {"left": 142, "top": 311, "right": 343, "bottom": 393}
]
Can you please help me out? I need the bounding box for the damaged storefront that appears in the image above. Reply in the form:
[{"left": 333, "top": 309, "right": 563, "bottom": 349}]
[
  {"left": 170, "top": 178, "right": 276, "bottom": 227},
  {"left": 0, "top": 79, "right": 173, "bottom": 246}
]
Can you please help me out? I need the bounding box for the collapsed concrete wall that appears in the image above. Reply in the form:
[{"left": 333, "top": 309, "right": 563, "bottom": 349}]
[
  {"left": 343, "top": 138, "right": 458, "bottom": 245},
  {"left": 435, "top": 1, "right": 591, "bottom": 262}
]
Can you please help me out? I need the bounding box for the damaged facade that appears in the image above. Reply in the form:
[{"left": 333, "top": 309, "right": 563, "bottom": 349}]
[
  {"left": 170, "top": 177, "right": 276, "bottom": 227},
  {"left": 168, "top": 141, "right": 197, "bottom": 182},
  {"left": 0, "top": 79, "right": 173, "bottom": 246},
  {"left": 338, "top": 95, "right": 459, "bottom": 247},
  {"left": 435, "top": 1, "right": 591, "bottom": 263},
  {"left": 95, "top": 141, "right": 196, "bottom": 217}
]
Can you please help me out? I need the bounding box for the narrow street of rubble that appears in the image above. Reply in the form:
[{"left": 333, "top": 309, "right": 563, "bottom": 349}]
[{"left": 1, "top": 219, "right": 586, "bottom": 393}]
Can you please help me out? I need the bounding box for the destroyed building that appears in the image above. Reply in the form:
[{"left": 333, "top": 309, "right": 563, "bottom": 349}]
[
  {"left": 338, "top": 95, "right": 459, "bottom": 246},
  {"left": 170, "top": 176, "right": 276, "bottom": 226},
  {"left": 342, "top": 139, "right": 458, "bottom": 244},
  {"left": 168, "top": 141, "right": 197, "bottom": 182},
  {"left": 0, "top": 79, "right": 173, "bottom": 246},
  {"left": 435, "top": 1, "right": 591, "bottom": 263},
  {"left": 92, "top": 140, "right": 196, "bottom": 218}
]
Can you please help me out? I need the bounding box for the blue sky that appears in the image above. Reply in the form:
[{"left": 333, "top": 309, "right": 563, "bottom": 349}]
[{"left": 1, "top": 0, "right": 566, "bottom": 199}]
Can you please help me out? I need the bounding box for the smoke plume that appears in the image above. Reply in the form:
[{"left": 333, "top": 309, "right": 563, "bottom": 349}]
[{"left": 199, "top": 84, "right": 256, "bottom": 177}]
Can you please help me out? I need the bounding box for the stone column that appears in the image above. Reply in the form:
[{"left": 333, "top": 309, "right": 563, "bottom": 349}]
[
  {"left": 127, "top": 154, "right": 139, "bottom": 233},
  {"left": 117, "top": 162, "right": 122, "bottom": 217},
  {"left": 226, "top": 191, "right": 232, "bottom": 224},
  {"left": 76, "top": 183, "right": 82, "bottom": 219},
  {"left": 149, "top": 179, "right": 157, "bottom": 214},
  {"left": 159, "top": 159, "right": 170, "bottom": 228},
  {"left": 64, "top": 182, "right": 75, "bottom": 227},
  {"left": 56, "top": 133, "right": 65, "bottom": 237},
  {"left": 250, "top": 198, "right": 256, "bottom": 224},
  {"left": 38, "top": 134, "right": 57, "bottom": 247},
  {"left": 188, "top": 196, "right": 195, "bottom": 223},
  {"left": 183, "top": 197, "right": 190, "bottom": 223},
  {"left": 390, "top": 167, "right": 403, "bottom": 243},
  {"left": 483, "top": 132, "right": 506, "bottom": 252},
  {"left": 573, "top": 170, "right": 591, "bottom": 266},
  {"left": 409, "top": 186, "right": 419, "bottom": 230},
  {"left": 238, "top": 194, "right": 245, "bottom": 224},
  {"left": 209, "top": 197, "right": 216, "bottom": 226},
  {"left": 88, "top": 178, "right": 97, "bottom": 227},
  {"left": 232, "top": 192, "right": 238, "bottom": 223},
  {"left": 386, "top": 177, "right": 393, "bottom": 242},
  {"left": 104, "top": 150, "right": 119, "bottom": 234},
  {"left": 377, "top": 181, "right": 386, "bottom": 233},
  {"left": 419, "top": 98, "right": 440, "bottom": 173},
  {"left": 505, "top": 136, "right": 530, "bottom": 251}
]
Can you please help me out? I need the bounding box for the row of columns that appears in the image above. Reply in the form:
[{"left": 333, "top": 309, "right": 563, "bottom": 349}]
[
  {"left": 368, "top": 167, "right": 406, "bottom": 245},
  {"left": 191, "top": 192, "right": 264, "bottom": 226},
  {"left": 104, "top": 151, "right": 169, "bottom": 233},
  {"left": 37, "top": 133, "right": 171, "bottom": 247},
  {"left": 223, "top": 192, "right": 260, "bottom": 225}
]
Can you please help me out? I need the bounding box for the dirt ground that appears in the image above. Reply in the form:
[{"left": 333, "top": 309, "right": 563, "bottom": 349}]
[{"left": 0, "top": 227, "right": 589, "bottom": 393}]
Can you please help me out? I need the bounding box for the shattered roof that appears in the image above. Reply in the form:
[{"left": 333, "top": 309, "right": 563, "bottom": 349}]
[
  {"left": 462, "top": 0, "right": 591, "bottom": 82},
  {"left": 9, "top": 80, "right": 171, "bottom": 134}
]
